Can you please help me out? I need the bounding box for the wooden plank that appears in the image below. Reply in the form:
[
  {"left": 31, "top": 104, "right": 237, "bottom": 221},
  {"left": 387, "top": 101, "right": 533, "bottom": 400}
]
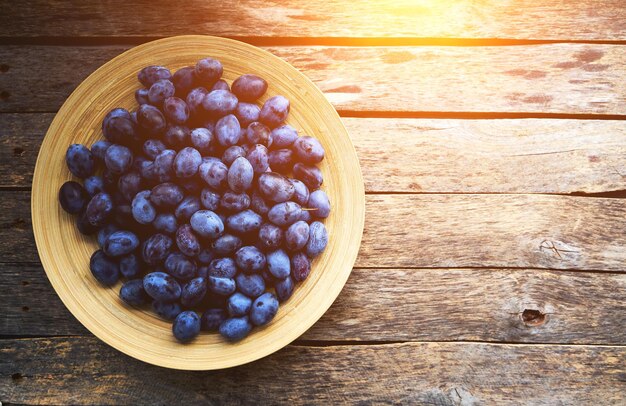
[
  {"left": 1, "top": 44, "right": 625, "bottom": 114},
  {"left": 3, "top": 264, "right": 626, "bottom": 345},
  {"left": 3, "top": 192, "right": 626, "bottom": 270},
  {"left": 0, "top": 0, "right": 625, "bottom": 41},
  {"left": 1, "top": 337, "right": 625, "bottom": 404},
  {"left": 4, "top": 114, "right": 626, "bottom": 193}
]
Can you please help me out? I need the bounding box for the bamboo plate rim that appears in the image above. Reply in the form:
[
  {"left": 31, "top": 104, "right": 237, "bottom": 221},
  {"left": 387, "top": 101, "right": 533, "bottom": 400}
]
[{"left": 31, "top": 35, "right": 365, "bottom": 370}]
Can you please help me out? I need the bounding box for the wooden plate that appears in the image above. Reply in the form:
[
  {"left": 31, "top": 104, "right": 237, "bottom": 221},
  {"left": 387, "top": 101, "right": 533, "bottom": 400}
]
[{"left": 31, "top": 36, "right": 365, "bottom": 370}]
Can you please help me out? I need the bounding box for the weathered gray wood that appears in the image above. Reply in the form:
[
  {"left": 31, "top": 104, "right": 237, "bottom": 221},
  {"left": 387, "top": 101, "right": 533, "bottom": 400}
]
[
  {"left": 3, "top": 114, "right": 626, "bottom": 193},
  {"left": 1, "top": 337, "right": 625, "bottom": 405},
  {"left": 3, "top": 192, "right": 626, "bottom": 270},
  {"left": 359, "top": 194, "right": 626, "bottom": 270},
  {"left": 1, "top": 44, "right": 625, "bottom": 114},
  {"left": 0, "top": 0, "right": 625, "bottom": 41},
  {"left": 3, "top": 264, "right": 626, "bottom": 345}
]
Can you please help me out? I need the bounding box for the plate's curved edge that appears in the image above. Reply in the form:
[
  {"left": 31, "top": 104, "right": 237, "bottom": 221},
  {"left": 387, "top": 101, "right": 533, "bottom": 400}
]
[{"left": 31, "top": 35, "right": 366, "bottom": 370}]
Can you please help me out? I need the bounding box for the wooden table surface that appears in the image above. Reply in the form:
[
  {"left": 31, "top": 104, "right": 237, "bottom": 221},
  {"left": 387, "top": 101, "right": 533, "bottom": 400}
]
[{"left": 1, "top": 1, "right": 626, "bottom": 404}]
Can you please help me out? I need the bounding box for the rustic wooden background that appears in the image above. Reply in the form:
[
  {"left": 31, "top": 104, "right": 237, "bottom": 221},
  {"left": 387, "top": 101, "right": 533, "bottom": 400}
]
[{"left": 1, "top": 0, "right": 626, "bottom": 404}]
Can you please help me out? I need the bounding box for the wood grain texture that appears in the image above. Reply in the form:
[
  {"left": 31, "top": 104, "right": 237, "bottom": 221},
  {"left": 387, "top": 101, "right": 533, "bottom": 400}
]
[
  {"left": 4, "top": 113, "right": 626, "bottom": 193},
  {"left": 30, "top": 36, "right": 364, "bottom": 370},
  {"left": 0, "top": 0, "right": 625, "bottom": 41},
  {"left": 4, "top": 192, "right": 626, "bottom": 270},
  {"left": 2, "top": 44, "right": 626, "bottom": 114},
  {"left": 1, "top": 337, "right": 625, "bottom": 405},
  {"left": 4, "top": 264, "right": 626, "bottom": 345}
]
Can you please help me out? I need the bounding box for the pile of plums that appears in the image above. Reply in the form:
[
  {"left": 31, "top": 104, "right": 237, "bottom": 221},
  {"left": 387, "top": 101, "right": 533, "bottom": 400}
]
[{"left": 58, "top": 57, "right": 330, "bottom": 342}]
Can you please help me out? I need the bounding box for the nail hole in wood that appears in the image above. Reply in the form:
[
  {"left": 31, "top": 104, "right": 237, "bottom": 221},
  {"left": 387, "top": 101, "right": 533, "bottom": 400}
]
[
  {"left": 11, "top": 372, "right": 23, "bottom": 381},
  {"left": 0, "top": 64, "right": 9, "bottom": 72},
  {"left": 0, "top": 91, "right": 9, "bottom": 100},
  {"left": 13, "top": 147, "right": 24, "bottom": 156},
  {"left": 521, "top": 309, "right": 546, "bottom": 326},
  {"left": 21, "top": 306, "right": 29, "bottom": 312},
  {"left": 21, "top": 280, "right": 29, "bottom": 286}
]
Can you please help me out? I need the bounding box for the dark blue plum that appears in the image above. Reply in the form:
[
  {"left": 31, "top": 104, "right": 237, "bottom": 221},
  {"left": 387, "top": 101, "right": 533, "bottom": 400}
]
[
  {"left": 173, "top": 147, "right": 201, "bottom": 178},
  {"left": 293, "top": 135, "right": 325, "bottom": 164},
  {"left": 84, "top": 176, "right": 105, "bottom": 197},
  {"left": 164, "top": 125, "right": 190, "bottom": 149},
  {"left": 138, "top": 65, "right": 172, "bottom": 87},
  {"left": 77, "top": 210, "right": 98, "bottom": 235},
  {"left": 250, "top": 292, "right": 279, "bottom": 326},
  {"left": 246, "top": 122, "right": 272, "bottom": 147},
  {"left": 119, "top": 279, "right": 149, "bottom": 306},
  {"left": 143, "top": 271, "right": 181, "bottom": 302},
  {"left": 175, "top": 196, "right": 201, "bottom": 221},
  {"left": 234, "top": 103, "right": 260, "bottom": 127},
  {"left": 290, "top": 179, "right": 310, "bottom": 206},
  {"left": 211, "top": 234, "right": 242, "bottom": 256},
  {"left": 268, "top": 149, "right": 293, "bottom": 172},
  {"left": 103, "top": 230, "right": 140, "bottom": 257},
  {"left": 143, "top": 139, "right": 166, "bottom": 160},
  {"left": 208, "top": 276, "right": 236, "bottom": 296},
  {"left": 291, "top": 252, "right": 311, "bottom": 282},
  {"left": 190, "top": 127, "right": 213, "bottom": 154},
  {"left": 195, "top": 57, "right": 223, "bottom": 85},
  {"left": 232, "top": 74, "right": 267, "bottom": 102},
  {"left": 222, "top": 145, "right": 245, "bottom": 166},
  {"left": 164, "top": 252, "right": 197, "bottom": 281},
  {"left": 258, "top": 172, "right": 294, "bottom": 203},
  {"left": 235, "top": 246, "right": 266, "bottom": 274},
  {"left": 211, "top": 79, "right": 230, "bottom": 91},
  {"left": 246, "top": 144, "right": 269, "bottom": 174},
  {"left": 215, "top": 114, "right": 241, "bottom": 147},
  {"left": 275, "top": 276, "right": 295, "bottom": 302},
  {"left": 270, "top": 125, "right": 298, "bottom": 148},
  {"left": 119, "top": 253, "right": 142, "bottom": 279},
  {"left": 201, "top": 308, "right": 227, "bottom": 331},
  {"left": 175, "top": 224, "right": 201, "bottom": 257},
  {"left": 59, "top": 181, "right": 89, "bottom": 214},
  {"left": 85, "top": 192, "right": 114, "bottom": 227},
  {"left": 150, "top": 182, "right": 184, "bottom": 208},
  {"left": 117, "top": 171, "right": 142, "bottom": 201},
  {"left": 250, "top": 191, "right": 271, "bottom": 216},
  {"left": 131, "top": 190, "right": 157, "bottom": 224},
  {"left": 153, "top": 213, "right": 178, "bottom": 234},
  {"left": 259, "top": 95, "right": 290, "bottom": 128},
  {"left": 172, "top": 310, "right": 201, "bottom": 343},
  {"left": 137, "top": 104, "right": 166, "bottom": 136},
  {"left": 228, "top": 157, "right": 253, "bottom": 193},
  {"left": 307, "top": 221, "right": 328, "bottom": 258},
  {"left": 293, "top": 163, "right": 323, "bottom": 190},
  {"left": 226, "top": 209, "right": 262, "bottom": 235},
  {"left": 236, "top": 273, "right": 265, "bottom": 298},
  {"left": 258, "top": 223, "right": 283, "bottom": 251},
  {"left": 199, "top": 159, "right": 228, "bottom": 190},
  {"left": 227, "top": 292, "right": 252, "bottom": 317},
  {"left": 186, "top": 87, "right": 208, "bottom": 116},
  {"left": 148, "top": 79, "right": 175, "bottom": 105},
  {"left": 268, "top": 202, "right": 302, "bottom": 227},
  {"left": 142, "top": 233, "right": 173, "bottom": 265},
  {"left": 97, "top": 224, "right": 119, "bottom": 247},
  {"left": 163, "top": 96, "right": 190, "bottom": 125},
  {"left": 220, "top": 191, "right": 250, "bottom": 213},
  {"left": 200, "top": 188, "right": 220, "bottom": 211},
  {"left": 285, "top": 221, "right": 309, "bottom": 252},
  {"left": 208, "top": 257, "right": 237, "bottom": 278},
  {"left": 219, "top": 316, "right": 252, "bottom": 342},
  {"left": 181, "top": 277, "right": 207, "bottom": 307},
  {"left": 89, "top": 249, "right": 120, "bottom": 286},
  {"left": 104, "top": 144, "right": 133, "bottom": 175},
  {"left": 307, "top": 189, "right": 330, "bottom": 218},
  {"left": 267, "top": 249, "right": 291, "bottom": 280},
  {"left": 91, "top": 140, "right": 112, "bottom": 162},
  {"left": 102, "top": 109, "right": 137, "bottom": 145},
  {"left": 66, "top": 144, "right": 95, "bottom": 178},
  {"left": 135, "top": 88, "right": 150, "bottom": 105},
  {"left": 202, "top": 90, "right": 237, "bottom": 117},
  {"left": 190, "top": 210, "right": 224, "bottom": 239},
  {"left": 152, "top": 300, "right": 182, "bottom": 321},
  {"left": 172, "top": 66, "right": 196, "bottom": 95}
]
